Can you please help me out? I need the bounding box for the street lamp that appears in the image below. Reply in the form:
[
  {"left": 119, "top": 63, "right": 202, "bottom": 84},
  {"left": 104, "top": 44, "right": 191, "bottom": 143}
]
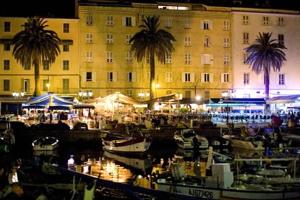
[{"left": 46, "top": 82, "right": 50, "bottom": 93}]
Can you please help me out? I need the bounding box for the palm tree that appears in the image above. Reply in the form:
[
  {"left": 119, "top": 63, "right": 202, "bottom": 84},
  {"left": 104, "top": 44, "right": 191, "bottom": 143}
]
[
  {"left": 12, "top": 17, "right": 61, "bottom": 96},
  {"left": 130, "top": 15, "right": 175, "bottom": 106},
  {"left": 244, "top": 32, "right": 286, "bottom": 111}
]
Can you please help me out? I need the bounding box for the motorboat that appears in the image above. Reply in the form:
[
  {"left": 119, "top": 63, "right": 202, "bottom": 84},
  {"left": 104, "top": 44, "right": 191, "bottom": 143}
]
[
  {"left": 102, "top": 124, "right": 152, "bottom": 154},
  {"left": 223, "top": 134, "right": 264, "bottom": 150},
  {"left": 173, "top": 129, "right": 209, "bottom": 149},
  {"left": 147, "top": 155, "right": 300, "bottom": 200},
  {"left": 32, "top": 136, "right": 59, "bottom": 151},
  {"left": 103, "top": 151, "right": 152, "bottom": 172}
]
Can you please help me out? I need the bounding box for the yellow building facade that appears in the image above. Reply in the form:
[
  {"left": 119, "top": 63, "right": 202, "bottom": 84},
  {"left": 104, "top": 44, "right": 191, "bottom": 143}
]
[
  {"left": 0, "top": 17, "right": 80, "bottom": 96},
  {"left": 78, "top": 2, "right": 232, "bottom": 101}
]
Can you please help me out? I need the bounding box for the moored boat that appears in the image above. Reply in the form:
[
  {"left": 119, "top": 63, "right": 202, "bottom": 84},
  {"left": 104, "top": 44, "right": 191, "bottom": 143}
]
[
  {"left": 174, "top": 129, "right": 209, "bottom": 150},
  {"left": 102, "top": 124, "right": 152, "bottom": 154},
  {"left": 32, "top": 136, "right": 59, "bottom": 151}
]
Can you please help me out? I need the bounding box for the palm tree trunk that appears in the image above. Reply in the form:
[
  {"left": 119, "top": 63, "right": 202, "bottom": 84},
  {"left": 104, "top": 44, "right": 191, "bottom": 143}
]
[
  {"left": 34, "top": 63, "right": 40, "bottom": 96},
  {"left": 264, "top": 68, "right": 270, "bottom": 113},
  {"left": 149, "top": 51, "right": 155, "bottom": 109}
]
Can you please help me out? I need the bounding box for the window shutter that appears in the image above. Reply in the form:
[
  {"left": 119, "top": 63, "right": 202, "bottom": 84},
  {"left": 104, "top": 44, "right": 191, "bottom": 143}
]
[
  {"left": 122, "top": 17, "right": 126, "bottom": 26},
  {"left": 221, "top": 74, "right": 224, "bottom": 83},
  {"left": 210, "top": 73, "right": 213, "bottom": 83},
  {"left": 201, "top": 54, "right": 204, "bottom": 65},
  {"left": 114, "top": 72, "right": 117, "bottom": 82},
  {"left": 132, "top": 72, "right": 136, "bottom": 82},
  {"left": 209, "top": 21, "right": 213, "bottom": 30},
  {"left": 132, "top": 17, "right": 136, "bottom": 26},
  {"left": 92, "top": 72, "right": 96, "bottom": 82},
  {"left": 190, "top": 73, "right": 195, "bottom": 82},
  {"left": 201, "top": 73, "right": 205, "bottom": 82},
  {"left": 182, "top": 73, "right": 185, "bottom": 82},
  {"left": 200, "top": 21, "right": 204, "bottom": 29},
  {"left": 107, "top": 72, "right": 110, "bottom": 81}
]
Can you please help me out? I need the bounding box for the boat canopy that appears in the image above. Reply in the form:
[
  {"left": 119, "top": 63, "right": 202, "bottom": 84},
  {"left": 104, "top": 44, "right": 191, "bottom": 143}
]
[
  {"left": 206, "top": 98, "right": 265, "bottom": 107},
  {"left": 22, "top": 93, "right": 75, "bottom": 110},
  {"left": 266, "top": 94, "right": 300, "bottom": 104}
]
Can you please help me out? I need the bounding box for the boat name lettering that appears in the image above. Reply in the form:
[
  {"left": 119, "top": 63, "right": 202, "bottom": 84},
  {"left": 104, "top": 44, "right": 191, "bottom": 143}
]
[{"left": 188, "top": 188, "right": 213, "bottom": 199}]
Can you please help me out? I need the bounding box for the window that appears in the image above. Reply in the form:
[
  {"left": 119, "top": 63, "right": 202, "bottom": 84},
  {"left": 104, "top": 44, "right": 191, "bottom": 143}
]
[
  {"left": 62, "top": 79, "right": 69, "bottom": 91},
  {"left": 223, "top": 20, "right": 230, "bottom": 30},
  {"left": 106, "top": 16, "right": 114, "bottom": 26},
  {"left": 224, "top": 54, "right": 230, "bottom": 65},
  {"left": 184, "top": 53, "right": 191, "bottom": 65},
  {"left": 203, "top": 73, "right": 210, "bottom": 82},
  {"left": 242, "top": 15, "right": 249, "bottom": 25},
  {"left": 201, "top": 54, "right": 213, "bottom": 65},
  {"left": 204, "top": 36, "right": 210, "bottom": 47},
  {"left": 224, "top": 37, "right": 230, "bottom": 48},
  {"left": 4, "top": 43, "right": 10, "bottom": 51},
  {"left": 128, "top": 72, "right": 136, "bottom": 82},
  {"left": 24, "top": 63, "right": 30, "bottom": 70},
  {"left": 165, "top": 53, "right": 172, "bottom": 64},
  {"left": 262, "top": 16, "right": 270, "bottom": 25},
  {"left": 86, "top": 51, "right": 92, "bottom": 62},
  {"left": 107, "top": 52, "right": 113, "bottom": 63},
  {"left": 63, "top": 60, "right": 69, "bottom": 70},
  {"left": 278, "top": 17, "right": 284, "bottom": 26},
  {"left": 86, "top": 15, "right": 93, "bottom": 26},
  {"left": 278, "top": 34, "right": 284, "bottom": 46},
  {"left": 43, "top": 60, "right": 50, "bottom": 70},
  {"left": 202, "top": 20, "right": 211, "bottom": 30},
  {"left": 222, "top": 73, "right": 229, "bottom": 83},
  {"left": 165, "top": 17, "right": 172, "bottom": 28},
  {"left": 126, "top": 51, "right": 132, "bottom": 63},
  {"left": 184, "top": 18, "right": 191, "bottom": 29},
  {"left": 4, "top": 22, "right": 10, "bottom": 32},
  {"left": 3, "top": 60, "right": 10, "bottom": 70},
  {"left": 43, "top": 80, "right": 49, "bottom": 91},
  {"left": 23, "top": 79, "right": 30, "bottom": 93},
  {"left": 243, "top": 73, "right": 249, "bottom": 85},
  {"left": 86, "top": 33, "right": 93, "bottom": 43},
  {"left": 279, "top": 74, "right": 285, "bottom": 85},
  {"left": 107, "top": 72, "right": 115, "bottom": 82},
  {"left": 86, "top": 72, "right": 92, "bottom": 82},
  {"left": 165, "top": 72, "right": 172, "bottom": 82},
  {"left": 3, "top": 80, "right": 10, "bottom": 91},
  {"left": 183, "top": 72, "right": 192, "bottom": 82},
  {"left": 63, "top": 44, "right": 69, "bottom": 52},
  {"left": 184, "top": 36, "right": 191, "bottom": 46},
  {"left": 243, "top": 53, "right": 248, "bottom": 64},
  {"left": 106, "top": 33, "right": 113, "bottom": 44},
  {"left": 63, "top": 23, "right": 69, "bottom": 33},
  {"left": 243, "top": 32, "right": 249, "bottom": 44},
  {"left": 125, "top": 34, "right": 132, "bottom": 44},
  {"left": 125, "top": 17, "right": 132, "bottom": 27}
]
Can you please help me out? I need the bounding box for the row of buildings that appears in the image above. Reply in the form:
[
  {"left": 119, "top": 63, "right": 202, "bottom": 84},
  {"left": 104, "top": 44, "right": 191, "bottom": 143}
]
[{"left": 0, "top": 0, "right": 300, "bottom": 113}]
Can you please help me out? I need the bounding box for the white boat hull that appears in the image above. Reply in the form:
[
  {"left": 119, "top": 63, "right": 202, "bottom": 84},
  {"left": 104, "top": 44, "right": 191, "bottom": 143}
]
[
  {"left": 157, "top": 182, "right": 300, "bottom": 200},
  {"left": 229, "top": 138, "right": 264, "bottom": 150},
  {"left": 102, "top": 138, "right": 151, "bottom": 153}
]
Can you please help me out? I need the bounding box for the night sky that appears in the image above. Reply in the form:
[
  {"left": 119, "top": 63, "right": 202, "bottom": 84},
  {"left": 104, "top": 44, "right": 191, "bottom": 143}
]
[{"left": 0, "top": 0, "right": 299, "bottom": 18}]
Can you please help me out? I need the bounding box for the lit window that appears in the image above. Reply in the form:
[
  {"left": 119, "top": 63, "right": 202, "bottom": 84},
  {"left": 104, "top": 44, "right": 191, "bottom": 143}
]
[
  {"left": 262, "top": 16, "right": 270, "bottom": 25},
  {"left": 202, "top": 20, "right": 211, "bottom": 30},
  {"left": 278, "top": 34, "right": 284, "bottom": 46},
  {"left": 63, "top": 60, "right": 69, "bottom": 70},
  {"left": 107, "top": 72, "right": 114, "bottom": 82},
  {"left": 107, "top": 52, "right": 113, "bottom": 63},
  {"left": 63, "top": 44, "right": 69, "bottom": 52},
  {"left": 125, "top": 34, "right": 132, "bottom": 44},
  {"left": 224, "top": 54, "right": 230, "bottom": 65},
  {"left": 184, "top": 53, "right": 191, "bottom": 65},
  {"left": 128, "top": 72, "right": 136, "bottom": 82},
  {"left": 86, "top": 33, "right": 93, "bottom": 43},
  {"left": 126, "top": 51, "right": 132, "bottom": 63},
  {"left": 183, "top": 72, "right": 191, "bottom": 82},
  {"left": 278, "top": 17, "right": 284, "bottom": 26},
  {"left": 165, "top": 53, "right": 172, "bottom": 64},
  {"left": 23, "top": 79, "right": 30, "bottom": 93},
  {"left": 184, "top": 36, "right": 191, "bottom": 47},
  {"left": 224, "top": 37, "right": 230, "bottom": 48},
  {"left": 165, "top": 72, "right": 172, "bottom": 82},
  {"left": 86, "top": 15, "right": 93, "bottom": 26},
  {"left": 106, "top": 16, "right": 114, "bottom": 26},
  {"left": 243, "top": 73, "right": 249, "bottom": 85},
  {"left": 242, "top": 16, "right": 249, "bottom": 25},
  {"left": 203, "top": 73, "right": 210, "bottom": 82},
  {"left": 4, "top": 22, "right": 11, "bottom": 32},
  {"left": 243, "top": 32, "right": 249, "bottom": 44},
  {"left": 3, "top": 60, "right": 10, "bottom": 70},
  {"left": 223, "top": 20, "right": 230, "bottom": 30},
  {"left": 106, "top": 33, "right": 113, "bottom": 44},
  {"left": 63, "top": 23, "right": 69, "bottom": 33},
  {"left": 222, "top": 73, "right": 229, "bottom": 83},
  {"left": 86, "top": 72, "right": 92, "bottom": 82},
  {"left": 86, "top": 52, "right": 92, "bottom": 62},
  {"left": 279, "top": 74, "right": 285, "bottom": 85}
]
